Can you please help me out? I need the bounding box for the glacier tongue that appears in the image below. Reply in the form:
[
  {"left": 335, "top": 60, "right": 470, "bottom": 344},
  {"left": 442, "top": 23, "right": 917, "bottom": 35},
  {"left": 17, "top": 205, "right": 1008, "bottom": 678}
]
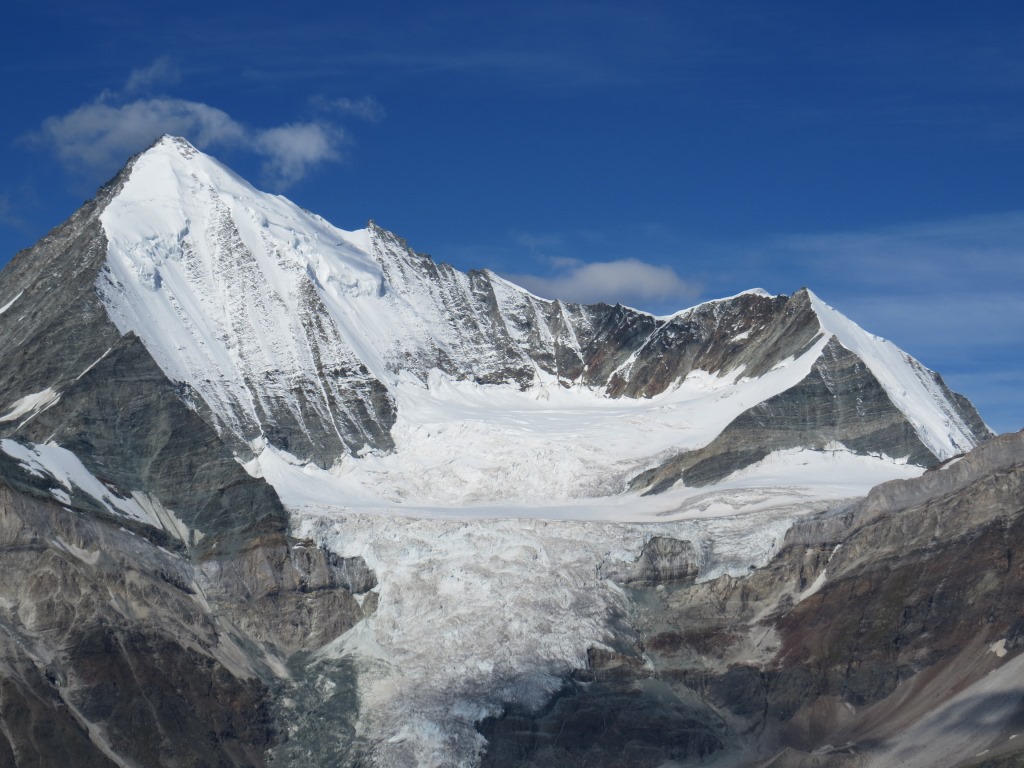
[{"left": 294, "top": 507, "right": 807, "bottom": 768}]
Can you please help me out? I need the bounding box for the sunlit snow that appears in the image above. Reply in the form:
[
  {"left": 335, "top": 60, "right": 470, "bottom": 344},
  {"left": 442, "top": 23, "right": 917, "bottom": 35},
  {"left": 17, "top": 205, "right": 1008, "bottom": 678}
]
[
  {"left": 809, "top": 290, "right": 980, "bottom": 459},
  {"left": 246, "top": 367, "right": 921, "bottom": 519},
  {"left": 0, "top": 290, "right": 23, "bottom": 317},
  {"left": 0, "top": 387, "right": 60, "bottom": 425}
]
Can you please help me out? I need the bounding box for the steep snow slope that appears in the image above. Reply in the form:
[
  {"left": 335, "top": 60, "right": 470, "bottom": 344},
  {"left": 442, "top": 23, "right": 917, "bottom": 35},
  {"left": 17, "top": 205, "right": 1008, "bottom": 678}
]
[{"left": 98, "top": 137, "right": 394, "bottom": 461}]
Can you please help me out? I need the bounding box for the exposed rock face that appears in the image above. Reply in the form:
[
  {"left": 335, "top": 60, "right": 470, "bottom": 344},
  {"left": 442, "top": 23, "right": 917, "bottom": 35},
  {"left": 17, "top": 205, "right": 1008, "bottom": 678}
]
[
  {"left": 0, "top": 472, "right": 375, "bottom": 766},
  {"left": 598, "top": 536, "right": 700, "bottom": 587},
  {"left": 477, "top": 677, "right": 731, "bottom": 768}
]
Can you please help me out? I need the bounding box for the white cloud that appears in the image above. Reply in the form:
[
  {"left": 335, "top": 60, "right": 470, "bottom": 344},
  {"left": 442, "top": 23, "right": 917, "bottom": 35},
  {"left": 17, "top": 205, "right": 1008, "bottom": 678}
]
[
  {"left": 31, "top": 60, "right": 372, "bottom": 188},
  {"left": 123, "top": 56, "right": 181, "bottom": 94},
  {"left": 504, "top": 258, "right": 697, "bottom": 308},
  {"left": 37, "top": 98, "right": 246, "bottom": 174},
  {"left": 253, "top": 123, "right": 347, "bottom": 187}
]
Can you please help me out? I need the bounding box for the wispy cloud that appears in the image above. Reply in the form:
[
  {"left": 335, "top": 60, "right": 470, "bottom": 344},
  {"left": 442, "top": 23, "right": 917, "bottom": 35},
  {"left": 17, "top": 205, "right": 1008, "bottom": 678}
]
[
  {"left": 312, "top": 95, "right": 385, "bottom": 122},
  {"left": 0, "top": 195, "right": 23, "bottom": 229},
  {"left": 773, "top": 212, "right": 1024, "bottom": 293},
  {"left": 123, "top": 56, "right": 180, "bottom": 95},
  {"left": 762, "top": 212, "right": 1024, "bottom": 349},
  {"left": 252, "top": 123, "right": 346, "bottom": 187},
  {"left": 29, "top": 58, "right": 377, "bottom": 189},
  {"left": 36, "top": 98, "right": 246, "bottom": 173},
  {"left": 505, "top": 257, "right": 697, "bottom": 308}
]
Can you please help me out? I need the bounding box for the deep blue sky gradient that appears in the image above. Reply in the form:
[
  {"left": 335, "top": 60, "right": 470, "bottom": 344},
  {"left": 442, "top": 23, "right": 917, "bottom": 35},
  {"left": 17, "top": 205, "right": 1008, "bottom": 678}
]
[{"left": 2, "top": 1, "right": 1022, "bottom": 432}]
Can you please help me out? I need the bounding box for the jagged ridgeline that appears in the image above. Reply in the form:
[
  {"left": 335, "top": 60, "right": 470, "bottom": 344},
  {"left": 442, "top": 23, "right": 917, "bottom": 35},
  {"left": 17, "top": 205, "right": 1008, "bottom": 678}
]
[{"left": 0, "top": 135, "right": 1004, "bottom": 768}]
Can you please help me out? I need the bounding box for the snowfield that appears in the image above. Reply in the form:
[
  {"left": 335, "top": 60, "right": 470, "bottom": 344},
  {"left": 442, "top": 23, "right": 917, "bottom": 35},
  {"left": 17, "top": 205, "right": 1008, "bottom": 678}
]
[{"left": 245, "top": 362, "right": 926, "bottom": 516}]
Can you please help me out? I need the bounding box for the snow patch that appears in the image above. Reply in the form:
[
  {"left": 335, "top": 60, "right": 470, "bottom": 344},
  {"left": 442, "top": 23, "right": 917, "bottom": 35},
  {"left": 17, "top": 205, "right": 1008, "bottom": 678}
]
[
  {"left": 0, "top": 290, "right": 24, "bottom": 316},
  {"left": 0, "top": 387, "right": 61, "bottom": 424},
  {"left": 0, "top": 439, "right": 201, "bottom": 543},
  {"left": 53, "top": 538, "right": 101, "bottom": 565},
  {"left": 719, "top": 445, "right": 919, "bottom": 489},
  {"left": 75, "top": 346, "right": 116, "bottom": 381},
  {"left": 797, "top": 544, "right": 843, "bottom": 603}
]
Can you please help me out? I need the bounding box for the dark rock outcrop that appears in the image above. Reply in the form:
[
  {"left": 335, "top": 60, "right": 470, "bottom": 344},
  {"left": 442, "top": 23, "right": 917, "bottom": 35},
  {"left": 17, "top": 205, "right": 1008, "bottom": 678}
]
[
  {"left": 478, "top": 677, "right": 732, "bottom": 768},
  {"left": 0, "top": 469, "right": 374, "bottom": 766},
  {"left": 598, "top": 536, "right": 700, "bottom": 587}
]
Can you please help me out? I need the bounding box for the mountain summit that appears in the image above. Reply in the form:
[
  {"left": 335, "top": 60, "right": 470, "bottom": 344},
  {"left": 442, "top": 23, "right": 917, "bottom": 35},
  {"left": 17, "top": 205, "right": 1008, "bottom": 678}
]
[{"left": 0, "top": 136, "right": 1010, "bottom": 768}]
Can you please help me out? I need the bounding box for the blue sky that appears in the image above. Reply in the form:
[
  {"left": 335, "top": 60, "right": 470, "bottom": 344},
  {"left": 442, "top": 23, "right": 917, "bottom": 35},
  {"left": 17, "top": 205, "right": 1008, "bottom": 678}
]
[{"left": 2, "top": 1, "right": 1022, "bottom": 433}]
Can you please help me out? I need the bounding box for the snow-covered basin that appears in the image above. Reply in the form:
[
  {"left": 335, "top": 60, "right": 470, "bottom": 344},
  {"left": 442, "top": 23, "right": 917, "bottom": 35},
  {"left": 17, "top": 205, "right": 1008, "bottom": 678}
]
[
  {"left": 246, "top": 356, "right": 924, "bottom": 511},
  {"left": 269, "top": 373, "right": 923, "bottom": 767}
]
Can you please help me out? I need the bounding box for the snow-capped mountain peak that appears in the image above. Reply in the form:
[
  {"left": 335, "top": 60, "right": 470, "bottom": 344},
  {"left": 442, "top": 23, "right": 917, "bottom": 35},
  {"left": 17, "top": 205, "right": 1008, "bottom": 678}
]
[{"left": 84, "top": 138, "right": 992, "bottom": 510}]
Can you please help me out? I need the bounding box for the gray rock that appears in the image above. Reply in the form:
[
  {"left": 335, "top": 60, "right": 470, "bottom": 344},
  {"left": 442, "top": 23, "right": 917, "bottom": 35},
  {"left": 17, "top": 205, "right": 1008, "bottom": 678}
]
[
  {"left": 0, "top": 465, "right": 376, "bottom": 766},
  {"left": 598, "top": 536, "right": 700, "bottom": 587}
]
